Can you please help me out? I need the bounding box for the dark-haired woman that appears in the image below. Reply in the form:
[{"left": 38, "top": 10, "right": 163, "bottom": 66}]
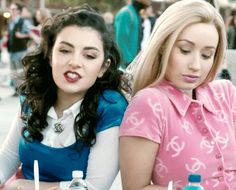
[{"left": 0, "top": 4, "right": 128, "bottom": 190}]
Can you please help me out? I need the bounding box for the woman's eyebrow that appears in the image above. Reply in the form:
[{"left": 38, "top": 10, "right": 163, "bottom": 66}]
[
  {"left": 59, "top": 41, "right": 74, "bottom": 48},
  {"left": 59, "top": 41, "right": 100, "bottom": 51},
  {"left": 177, "top": 39, "right": 216, "bottom": 49}
]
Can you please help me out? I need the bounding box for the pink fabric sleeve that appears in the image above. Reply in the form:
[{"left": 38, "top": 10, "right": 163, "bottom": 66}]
[
  {"left": 120, "top": 88, "right": 164, "bottom": 144},
  {"left": 229, "top": 81, "right": 236, "bottom": 122},
  {"left": 218, "top": 80, "right": 236, "bottom": 122}
]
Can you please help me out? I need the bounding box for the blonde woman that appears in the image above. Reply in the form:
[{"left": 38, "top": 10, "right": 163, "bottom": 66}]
[{"left": 120, "top": 0, "right": 236, "bottom": 189}]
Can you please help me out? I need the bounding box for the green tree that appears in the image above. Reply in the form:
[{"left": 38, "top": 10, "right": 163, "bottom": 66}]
[
  {"left": 45, "top": 0, "right": 126, "bottom": 13},
  {"left": 6, "top": 0, "right": 127, "bottom": 13}
]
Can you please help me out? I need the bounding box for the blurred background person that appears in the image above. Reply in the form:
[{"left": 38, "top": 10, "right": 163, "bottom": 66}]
[
  {"left": 226, "top": 9, "right": 236, "bottom": 49},
  {"left": 114, "top": 0, "right": 151, "bottom": 71},
  {"left": 28, "top": 8, "right": 51, "bottom": 51},
  {"left": 0, "top": 31, "right": 2, "bottom": 67},
  {"left": 21, "top": 6, "right": 33, "bottom": 23},
  {"left": 7, "top": 1, "right": 32, "bottom": 96},
  {"left": 140, "top": 5, "right": 156, "bottom": 50},
  {"left": 103, "top": 11, "right": 114, "bottom": 37}
]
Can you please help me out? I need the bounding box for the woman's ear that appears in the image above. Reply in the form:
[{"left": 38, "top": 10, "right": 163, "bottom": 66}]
[{"left": 98, "top": 59, "right": 111, "bottom": 78}]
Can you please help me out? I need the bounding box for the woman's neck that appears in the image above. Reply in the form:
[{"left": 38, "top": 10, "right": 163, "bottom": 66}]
[
  {"left": 179, "top": 88, "right": 197, "bottom": 99},
  {"left": 179, "top": 89, "right": 192, "bottom": 98},
  {"left": 54, "top": 91, "right": 84, "bottom": 118}
]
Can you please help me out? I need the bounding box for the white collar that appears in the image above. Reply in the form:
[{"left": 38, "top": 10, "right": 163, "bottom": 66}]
[{"left": 47, "top": 99, "right": 83, "bottom": 119}]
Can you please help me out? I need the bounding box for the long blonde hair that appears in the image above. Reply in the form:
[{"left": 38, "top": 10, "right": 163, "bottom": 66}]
[{"left": 130, "top": 0, "right": 226, "bottom": 95}]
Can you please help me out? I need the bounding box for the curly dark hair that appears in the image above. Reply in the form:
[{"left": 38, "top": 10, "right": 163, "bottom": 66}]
[{"left": 19, "top": 4, "right": 128, "bottom": 146}]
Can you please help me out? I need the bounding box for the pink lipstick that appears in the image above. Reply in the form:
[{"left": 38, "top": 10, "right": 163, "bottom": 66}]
[{"left": 182, "top": 74, "right": 199, "bottom": 83}]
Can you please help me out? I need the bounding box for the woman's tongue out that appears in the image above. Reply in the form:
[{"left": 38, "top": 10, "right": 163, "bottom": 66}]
[{"left": 64, "top": 71, "right": 81, "bottom": 83}]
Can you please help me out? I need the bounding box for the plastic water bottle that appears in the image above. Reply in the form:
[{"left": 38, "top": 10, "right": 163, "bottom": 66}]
[
  {"left": 67, "top": 170, "right": 88, "bottom": 190},
  {"left": 183, "top": 174, "right": 204, "bottom": 190}
]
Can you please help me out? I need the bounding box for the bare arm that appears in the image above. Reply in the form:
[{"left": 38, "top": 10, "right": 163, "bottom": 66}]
[
  {"left": 15, "top": 32, "right": 30, "bottom": 39},
  {"left": 120, "top": 136, "right": 168, "bottom": 190},
  {"left": 0, "top": 179, "right": 61, "bottom": 190},
  {"left": 29, "top": 31, "right": 40, "bottom": 44}
]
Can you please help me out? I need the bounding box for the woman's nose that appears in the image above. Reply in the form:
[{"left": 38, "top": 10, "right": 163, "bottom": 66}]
[
  {"left": 189, "top": 54, "right": 201, "bottom": 71},
  {"left": 69, "top": 54, "right": 83, "bottom": 68}
]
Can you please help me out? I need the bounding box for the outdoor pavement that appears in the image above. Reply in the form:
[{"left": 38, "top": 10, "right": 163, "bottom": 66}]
[
  {"left": 0, "top": 49, "right": 19, "bottom": 143},
  {"left": 0, "top": 49, "right": 122, "bottom": 190}
]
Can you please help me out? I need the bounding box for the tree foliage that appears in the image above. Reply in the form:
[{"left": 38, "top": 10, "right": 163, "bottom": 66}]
[
  {"left": 45, "top": 0, "right": 127, "bottom": 13},
  {"left": 5, "top": 0, "right": 127, "bottom": 13}
]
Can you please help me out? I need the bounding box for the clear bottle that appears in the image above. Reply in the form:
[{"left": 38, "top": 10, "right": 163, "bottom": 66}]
[
  {"left": 67, "top": 170, "right": 88, "bottom": 190},
  {"left": 183, "top": 174, "right": 204, "bottom": 190}
]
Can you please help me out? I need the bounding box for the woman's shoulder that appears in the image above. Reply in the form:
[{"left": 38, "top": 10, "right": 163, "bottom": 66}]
[
  {"left": 132, "top": 86, "right": 165, "bottom": 101},
  {"left": 96, "top": 90, "right": 128, "bottom": 132},
  {"left": 98, "top": 90, "right": 128, "bottom": 110},
  {"left": 101, "top": 90, "right": 127, "bottom": 102},
  {"left": 126, "top": 86, "right": 169, "bottom": 111},
  {"left": 204, "top": 79, "right": 236, "bottom": 99},
  {"left": 208, "top": 79, "right": 235, "bottom": 91}
]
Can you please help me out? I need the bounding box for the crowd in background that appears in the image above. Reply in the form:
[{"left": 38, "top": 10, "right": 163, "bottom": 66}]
[{"left": 0, "top": 1, "right": 52, "bottom": 96}]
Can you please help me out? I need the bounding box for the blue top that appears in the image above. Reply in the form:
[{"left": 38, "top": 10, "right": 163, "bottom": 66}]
[{"left": 19, "top": 90, "right": 127, "bottom": 181}]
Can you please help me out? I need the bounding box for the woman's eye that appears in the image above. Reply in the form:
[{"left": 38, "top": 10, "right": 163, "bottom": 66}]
[
  {"left": 202, "top": 54, "right": 212, "bottom": 59},
  {"left": 59, "top": 49, "right": 70, "bottom": 54},
  {"left": 85, "top": 54, "right": 96, "bottom": 59},
  {"left": 180, "top": 48, "right": 190, "bottom": 54}
]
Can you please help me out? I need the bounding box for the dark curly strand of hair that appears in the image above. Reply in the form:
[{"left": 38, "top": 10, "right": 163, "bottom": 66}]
[{"left": 19, "top": 4, "right": 129, "bottom": 146}]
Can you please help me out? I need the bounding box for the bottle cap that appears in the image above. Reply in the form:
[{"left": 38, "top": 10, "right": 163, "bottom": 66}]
[
  {"left": 72, "top": 170, "right": 83, "bottom": 178},
  {"left": 188, "top": 174, "right": 201, "bottom": 183}
]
